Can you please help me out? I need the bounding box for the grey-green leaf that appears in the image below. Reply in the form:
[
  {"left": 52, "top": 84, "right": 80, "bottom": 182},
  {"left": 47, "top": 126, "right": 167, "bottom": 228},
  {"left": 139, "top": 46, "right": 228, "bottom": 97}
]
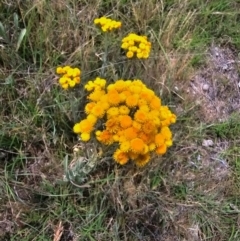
[
  {"left": 16, "top": 28, "right": 26, "bottom": 51},
  {"left": 0, "top": 21, "right": 9, "bottom": 43}
]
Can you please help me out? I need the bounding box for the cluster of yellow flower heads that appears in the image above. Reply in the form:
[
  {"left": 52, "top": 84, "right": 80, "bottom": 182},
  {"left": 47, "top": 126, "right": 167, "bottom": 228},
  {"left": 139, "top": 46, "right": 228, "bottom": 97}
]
[
  {"left": 56, "top": 66, "right": 81, "bottom": 89},
  {"left": 73, "top": 77, "right": 176, "bottom": 167},
  {"left": 94, "top": 17, "right": 122, "bottom": 32},
  {"left": 121, "top": 33, "right": 151, "bottom": 59}
]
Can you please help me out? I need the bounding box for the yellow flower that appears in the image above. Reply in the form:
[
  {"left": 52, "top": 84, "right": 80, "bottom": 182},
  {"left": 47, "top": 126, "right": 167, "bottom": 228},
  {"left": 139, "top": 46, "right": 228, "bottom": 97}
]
[
  {"left": 119, "top": 90, "right": 131, "bottom": 102},
  {"left": 107, "top": 89, "right": 121, "bottom": 106},
  {"left": 96, "top": 130, "right": 114, "bottom": 145},
  {"left": 124, "top": 127, "right": 138, "bottom": 140},
  {"left": 59, "top": 77, "right": 67, "bottom": 85},
  {"left": 56, "top": 66, "right": 81, "bottom": 89},
  {"left": 132, "top": 121, "right": 142, "bottom": 131},
  {"left": 120, "top": 141, "right": 131, "bottom": 152},
  {"left": 126, "top": 51, "right": 134, "bottom": 58},
  {"left": 155, "top": 143, "right": 167, "bottom": 155},
  {"left": 139, "top": 89, "right": 154, "bottom": 102},
  {"left": 94, "top": 17, "right": 122, "bottom": 32},
  {"left": 81, "top": 133, "right": 90, "bottom": 141},
  {"left": 78, "top": 119, "right": 94, "bottom": 133},
  {"left": 171, "top": 114, "right": 177, "bottom": 124},
  {"left": 137, "top": 52, "right": 143, "bottom": 59},
  {"left": 120, "top": 115, "right": 132, "bottom": 129},
  {"left": 56, "top": 67, "right": 64, "bottom": 74},
  {"left": 134, "top": 153, "right": 150, "bottom": 167},
  {"left": 149, "top": 96, "right": 161, "bottom": 110},
  {"left": 69, "top": 80, "right": 76, "bottom": 87},
  {"left": 62, "top": 83, "right": 69, "bottom": 89},
  {"left": 114, "top": 80, "right": 127, "bottom": 92},
  {"left": 149, "top": 143, "right": 156, "bottom": 151},
  {"left": 142, "top": 120, "right": 155, "bottom": 134},
  {"left": 126, "top": 94, "right": 139, "bottom": 107},
  {"left": 105, "top": 117, "right": 119, "bottom": 133},
  {"left": 138, "top": 132, "right": 151, "bottom": 144},
  {"left": 130, "top": 138, "right": 145, "bottom": 154},
  {"left": 86, "top": 114, "right": 98, "bottom": 125},
  {"left": 88, "top": 90, "right": 105, "bottom": 102},
  {"left": 161, "top": 126, "right": 172, "bottom": 140},
  {"left": 85, "top": 102, "right": 96, "bottom": 114},
  {"left": 113, "top": 149, "right": 129, "bottom": 165},
  {"left": 139, "top": 105, "right": 150, "bottom": 113},
  {"left": 85, "top": 81, "right": 95, "bottom": 91},
  {"left": 121, "top": 42, "right": 129, "bottom": 49},
  {"left": 94, "top": 77, "right": 106, "bottom": 88},
  {"left": 130, "top": 85, "right": 142, "bottom": 94},
  {"left": 73, "top": 123, "right": 81, "bottom": 134},
  {"left": 134, "top": 109, "right": 148, "bottom": 123},
  {"left": 91, "top": 104, "right": 105, "bottom": 118},
  {"left": 72, "top": 68, "right": 81, "bottom": 77},
  {"left": 74, "top": 77, "right": 80, "bottom": 84},
  {"left": 121, "top": 33, "right": 151, "bottom": 59},
  {"left": 166, "top": 140, "right": 173, "bottom": 147},
  {"left": 155, "top": 133, "right": 165, "bottom": 147},
  {"left": 119, "top": 105, "right": 130, "bottom": 115},
  {"left": 107, "top": 107, "right": 119, "bottom": 117}
]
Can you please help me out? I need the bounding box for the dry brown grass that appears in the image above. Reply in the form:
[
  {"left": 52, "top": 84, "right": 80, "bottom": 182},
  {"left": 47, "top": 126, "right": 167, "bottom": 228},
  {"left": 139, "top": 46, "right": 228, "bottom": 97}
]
[{"left": 1, "top": 0, "right": 240, "bottom": 240}]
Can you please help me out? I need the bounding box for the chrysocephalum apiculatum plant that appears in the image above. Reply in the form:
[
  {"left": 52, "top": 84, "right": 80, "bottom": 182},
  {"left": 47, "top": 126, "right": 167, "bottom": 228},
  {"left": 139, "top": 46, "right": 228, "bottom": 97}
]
[{"left": 56, "top": 16, "right": 176, "bottom": 170}]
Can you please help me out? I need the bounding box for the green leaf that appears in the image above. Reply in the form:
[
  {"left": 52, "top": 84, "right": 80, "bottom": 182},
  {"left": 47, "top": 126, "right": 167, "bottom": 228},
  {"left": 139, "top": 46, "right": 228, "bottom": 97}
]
[
  {"left": 16, "top": 28, "right": 26, "bottom": 51},
  {"left": 0, "top": 21, "right": 9, "bottom": 43},
  {"left": 13, "top": 13, "right": 19, "bottom": 29}
]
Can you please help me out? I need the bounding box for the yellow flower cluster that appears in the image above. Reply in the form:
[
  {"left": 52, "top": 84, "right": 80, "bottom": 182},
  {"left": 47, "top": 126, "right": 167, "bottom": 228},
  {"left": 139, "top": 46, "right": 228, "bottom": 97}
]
[
  {"left": 73, "top": 78, "right": 176, "bottom": 167},
  {"left": 121, "top": 33, "right": 151, "bottom": 59},
  {"left": 94, "top": 17, "right": 122, "bottom": 32},
  {"left": 56, "top": 66, "right": 81, "bottom": 89}
]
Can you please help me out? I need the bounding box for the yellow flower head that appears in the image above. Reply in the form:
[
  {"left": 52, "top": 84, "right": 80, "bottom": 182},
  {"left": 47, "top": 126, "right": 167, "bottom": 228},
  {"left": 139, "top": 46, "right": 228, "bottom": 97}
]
[
  {"left": 134, "top": 153, "right": 150, "bottom": 167},
  {"left": 155, "top": 133, "right": 165, "bottom": 147},
  {"left": 161, "top": 126, "right": 172, "bottom": 140},
  {"left": 86, "top": 114, "right": 98, "bottom": 125},
  {"left": 120, "top": 141, "right": 131, "bottom": 152},
  {"left": 113, "top": 149, "right": 129, "bottom": 165},
  {"left": 107, "top": 107, "right": 119, "bottom": 117},
  {"left": 142, "top": 120, "right": 155, "bottom": 134},
  {"left": 155, "top": 143, "right": 167, "bottom": 155},
  {"left": 73, "top": 78, "right": 176, "bottom": 167},
  {"left": 120, "top": 115, "right": 132, "bottom": 129},
  {"left": 94, "top": 17, "right": 122, "bottom": 32},
  {"left": 149, "top": 96, "right": 161, "bottom": 110},
  {"left": 85, "top": 102, "right": 96, "bottom": 114},
  {"left": 114, "top": 80, "right": 127, "bottom": 92},
  {"left": 56, "top": 66, "right": 81, "bottom": 89},
  {"left": 134, "top": 109, "right": 148, "bottom": 123},
  {"left": 121, "top": 33, "right": 151, "bottom": 59},
  {"left": 126, "top": 94, "right": 139, "bottom": 107},
  {"left": 105, "top": 117, "right": 120, "bottom": 133},
  {"left": 124, "top": 127, "right": 138, "bottom": 140},
  {"left": 78, "top": 119, "right": 94, "bottom": 134},
  {"left": 96, "top": 130, "right": 114, "bottom": 145},
  {"left": 130, "top": 138, "right": 145, "bottom": 154},
  {"left": 107, "top": 89, "right": 121, "bottom": 106},
  {"left": 119, "top": 105, "right": 130, "bottom": 115},
  {"left": 91, "top": 104, "right": 105, "bottom": 118},
  {"left": 81, "top": 133, "right": 90, "bottom": 141}
]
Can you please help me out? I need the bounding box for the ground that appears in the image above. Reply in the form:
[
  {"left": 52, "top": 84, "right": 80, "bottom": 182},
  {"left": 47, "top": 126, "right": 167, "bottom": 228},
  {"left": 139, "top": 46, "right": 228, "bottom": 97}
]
[{"left": 0, "top": 1, "right": 240, "bottom": 241}]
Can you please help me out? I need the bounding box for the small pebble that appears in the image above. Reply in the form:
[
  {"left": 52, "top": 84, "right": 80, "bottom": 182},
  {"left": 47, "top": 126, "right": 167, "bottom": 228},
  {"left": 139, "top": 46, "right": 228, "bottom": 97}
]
[
  {"left": 202, "top": 139, "right": 214, "bottom": 147},
  {"left": 202, "top": 84, "right": 209, "bottom": 91}
]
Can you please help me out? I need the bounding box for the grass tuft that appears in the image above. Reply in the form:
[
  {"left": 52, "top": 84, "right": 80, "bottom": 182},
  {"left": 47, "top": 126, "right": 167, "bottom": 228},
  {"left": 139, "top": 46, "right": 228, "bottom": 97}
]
[{"left": 1, "top": 0, "right": 240, "bottom": 240}]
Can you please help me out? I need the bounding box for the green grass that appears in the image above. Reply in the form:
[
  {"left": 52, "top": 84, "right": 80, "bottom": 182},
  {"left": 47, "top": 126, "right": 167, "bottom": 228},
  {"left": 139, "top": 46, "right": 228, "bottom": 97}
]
[{"left": 1, "top": 0, "right": 240, "bottom": 240}]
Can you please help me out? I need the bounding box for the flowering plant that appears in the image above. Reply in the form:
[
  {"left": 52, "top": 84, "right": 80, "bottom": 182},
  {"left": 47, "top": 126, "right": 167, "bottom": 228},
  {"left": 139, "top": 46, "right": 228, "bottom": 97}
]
[
  {"left": 56, "top": 16, "right": 176, "bottom": 168},
  {"left": 73, "top": 78, "right": 176, "bottom": 167}
]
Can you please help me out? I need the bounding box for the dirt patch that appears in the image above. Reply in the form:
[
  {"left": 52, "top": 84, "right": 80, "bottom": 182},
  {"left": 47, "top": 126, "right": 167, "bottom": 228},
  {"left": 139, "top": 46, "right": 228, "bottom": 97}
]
[{"left": 188, "top": 45, "right": 240, "bottom": 122}]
